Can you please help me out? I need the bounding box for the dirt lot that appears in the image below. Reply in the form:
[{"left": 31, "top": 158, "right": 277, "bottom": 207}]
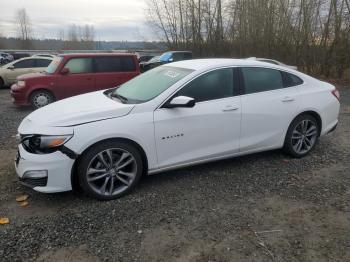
[{"left": 0, "top": 87, "right": 350, "bottom": 262}]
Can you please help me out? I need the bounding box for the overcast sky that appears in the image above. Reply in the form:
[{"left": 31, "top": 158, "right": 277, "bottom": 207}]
[{"left": 0, "top": 0, "right": 155, "bottom": 41}]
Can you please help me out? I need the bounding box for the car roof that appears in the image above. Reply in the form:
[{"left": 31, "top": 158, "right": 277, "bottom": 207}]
[
  {"left": 165, "top": 51, "right": 192, "bottom": 54},
  {"left": 58, "top": 53, "right": 136, "bottom": 58},
  {"left": 20, "top": 56, "right": 53, "bottom": 60},
  {"left": 168, "top": 58, "right": 284, "bottom": 71}
]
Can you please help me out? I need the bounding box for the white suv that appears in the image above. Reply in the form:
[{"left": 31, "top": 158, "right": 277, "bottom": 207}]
[{"left": 15, "top": 59, "right": 340, "bottom": 200}]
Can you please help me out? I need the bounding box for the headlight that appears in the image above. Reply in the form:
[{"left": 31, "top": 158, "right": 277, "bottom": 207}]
[
  {"left": 17, "top": 80, "right": 26, "bottom": 87},
  {"left": 21, "top": 135, "right": 72, "bottom": 154}
]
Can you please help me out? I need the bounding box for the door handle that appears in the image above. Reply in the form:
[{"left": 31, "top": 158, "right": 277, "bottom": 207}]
[
  {"left": 282, "top": 96, "right": 295, "bottom": 102},
  {"left": 222, "top": 106, "right": 239, "bottom": 112}
]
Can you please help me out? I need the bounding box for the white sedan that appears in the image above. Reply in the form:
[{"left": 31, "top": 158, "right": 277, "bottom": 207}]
[{"left": 15, "top": 59, "right": 340, "bottom": 200}]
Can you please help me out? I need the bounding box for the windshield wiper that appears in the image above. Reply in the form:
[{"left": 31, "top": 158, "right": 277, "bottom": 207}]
[{"left": 110, "top": 92, "right": 128, "bottom": 104}]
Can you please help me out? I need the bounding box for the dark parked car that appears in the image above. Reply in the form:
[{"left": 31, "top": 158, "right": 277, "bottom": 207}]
[
  {"left": 11, "top": 52, "right": 31, "bottom": 60},
  {"left": 11, "top": 53, "right": 140, "bottom": 108},
  {"left": 138, "top": 55, "right": 154, "bottom": 63},
  {"left": 0, "top": 52, "right": 14, "bottom": 64},
  {"left": 140, "top": 51, "right": 192, "bottom": 72}
]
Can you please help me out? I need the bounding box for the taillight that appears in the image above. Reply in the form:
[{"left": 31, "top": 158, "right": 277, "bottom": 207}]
[{"left": 332, "top": 89, "right": 340, "bottom": 101}]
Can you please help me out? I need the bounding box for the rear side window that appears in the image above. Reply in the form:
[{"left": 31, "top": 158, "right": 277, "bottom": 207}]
[
  {"left": 64, "top": 58, "right": 93, "bottom": 74},
  {"left": 13, "top": 59, "right": 36, "bottom": 69},
  {"left": 284, "top": 72, "right": 303, "bottom": 87},
  {"left": 176, "top": 68, "right": 234, "bottom": 102},
  {"left": 35, "top": 59, "right": 51, "bottom": 67},
  {"left": 241, "top": 67, "right": 283, "bottom": 94},
  {"left": 121, "top": 57, "right": 136, "bottom": 71},
  {"left": 94, "top": 56, "right": 136, "bottom": 73}
]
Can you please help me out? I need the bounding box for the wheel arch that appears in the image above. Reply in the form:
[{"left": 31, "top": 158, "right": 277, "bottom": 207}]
[
  {"left": 28, "top": 87, "right": 56, "bottom": 103},
  {"left": 292, "top": 110, "right": 322, "bottom": 134},
  {"left": 70, "top": 137, "right": 149, "bottom": 192},
  {"left": 0, "top": 76, "right": 5, "bottom": 86}
]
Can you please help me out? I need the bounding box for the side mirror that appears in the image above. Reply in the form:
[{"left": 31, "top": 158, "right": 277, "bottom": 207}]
[
  {"left": 164, "top": 96, "right": 195, "bottom": 108},
  {"left": 168, "top": 57, "right": 174, "bottom": 62},
  {"left": 61, "top": 67, "right": 70, "bottom": 75},
  {"left": 8, "top": 65, "right": 14, "bottom": 70}
]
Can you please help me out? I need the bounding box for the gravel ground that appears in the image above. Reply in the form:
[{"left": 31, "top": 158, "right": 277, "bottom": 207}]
[{"left": 0, "top": 87, "right": 350, "bottom": 262}]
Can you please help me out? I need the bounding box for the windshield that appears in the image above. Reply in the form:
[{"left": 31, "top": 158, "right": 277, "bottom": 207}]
[
  {"left": 159, "top": 52, "right": 172, "bottom": 62},
  {"left": 111, "top": 66, "right": 193, "bottom": 103},
  {"left": 149, "top": 56, "right": 160, "bottom": 63},
  {"left": 45, "top": 56, "right": 63, "bottom": 74}
]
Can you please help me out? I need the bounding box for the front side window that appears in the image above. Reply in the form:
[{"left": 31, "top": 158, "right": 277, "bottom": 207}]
[
  {"left": 176, "top": 68, "right": 234, "bottom": 103},
  {"left": 64, "top": 58, "right": 93, "bottom": 74},
  {"left": 112, "top": 66, "right": 193, "bottom": 103},
  {"left": 172, "top": 53, "right": 184, "bottom": 61},
  {"left": 35, "top": 59, "right": 52, "bottom": 67},
  {"left": 13, "top": 59, "right": 36, "bottom": 69},
  {"left": 241, "top": 67, "right": 283, "bottom": 94},
  {"left": 183, "top": 52, "right": 192, "bottom": 59}
]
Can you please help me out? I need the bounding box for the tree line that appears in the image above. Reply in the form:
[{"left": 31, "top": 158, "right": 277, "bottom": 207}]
[{"left": 147, "top": 0, "right": 350, "bottom": 78}]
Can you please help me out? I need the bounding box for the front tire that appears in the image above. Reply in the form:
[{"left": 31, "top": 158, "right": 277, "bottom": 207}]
[
  {"left": 284, "top": 114, "right": 320, "bottom": 158},
  {"left": 78, "top": 140, "right": 143, "bottom": 200},
  {"left": 30, "top": 90, "right": 54, "bottom": 109},
  {"left": 0, "top": 78, "right": 4, "bottom": 89}
]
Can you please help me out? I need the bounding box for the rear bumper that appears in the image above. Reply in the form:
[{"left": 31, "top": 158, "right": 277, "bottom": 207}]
[
  {"left": 10, "top": 84, "right": 30, "bottom": 106},
  {"left": 322, "top": 119, "right": 338, "bottom": 136},
  {"left": 327, "top": 123, "right": 337, "bottom": 134}
]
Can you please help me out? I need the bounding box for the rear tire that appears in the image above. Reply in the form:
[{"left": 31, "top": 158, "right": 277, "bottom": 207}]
[
  {"left": 30, "top": 90, "right": 54, "bottom": 109},
  {"left": 284, "top": 114, "right": 320, "bottom": 158},
  {"left": 78, "top": 140, "right": 143, "bottom": 200},
  {"left": 0, "top": 78, "right": 4, "bottom": 89}
]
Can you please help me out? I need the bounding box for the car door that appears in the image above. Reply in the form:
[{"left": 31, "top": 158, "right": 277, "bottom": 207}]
[
  {"left": 239, "top": 67, "right": 301, "bottom": 152},
  {"left": 154, "top": 67, "right": 241, "bottom": 169},
  {"left": 55, "top": 57, "right": 95, "bottom": 99},
  {"left": 6, "top": 59, "right": 37, "bottom": 84},
  {"left": 94, "top": 56, "right": 138, "bottom": 90}
]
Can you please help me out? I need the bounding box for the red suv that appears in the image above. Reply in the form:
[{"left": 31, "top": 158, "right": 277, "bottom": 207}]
[{"left": 11, "top": 53, "right": 140, "bottom": 108}]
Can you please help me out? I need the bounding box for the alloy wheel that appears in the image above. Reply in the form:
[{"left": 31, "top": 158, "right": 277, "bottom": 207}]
[
  {"left": 291, "top": 119, "right": 318, "bottom": 154},
  {"left": 86, "top": 148, "right": 138, "bottom": 196}
]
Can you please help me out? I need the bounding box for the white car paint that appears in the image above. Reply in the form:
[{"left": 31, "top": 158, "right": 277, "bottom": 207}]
[
  {"left": 15, "top": 59, "right": 340, "bottom": 193},
  {"left": 247, "top": 57, "right": 298, "bottom": 70}
]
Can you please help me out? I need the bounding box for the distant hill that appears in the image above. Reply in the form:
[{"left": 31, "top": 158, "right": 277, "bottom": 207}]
[{"left": 0, "top": 37, "right": 167, "bottom": 51}]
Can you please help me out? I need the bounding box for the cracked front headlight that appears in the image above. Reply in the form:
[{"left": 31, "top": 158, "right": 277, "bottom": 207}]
[{"left": 21, "top": 134, "right": 73, "bottom": 154}]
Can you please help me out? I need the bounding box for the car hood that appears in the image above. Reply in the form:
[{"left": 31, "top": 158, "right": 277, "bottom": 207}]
[
  {"left": 18, "top": 72, "right": 46, "bottom": 80},
  {"left": 22, "top": 90, "right": 135, "bottom": 129}
]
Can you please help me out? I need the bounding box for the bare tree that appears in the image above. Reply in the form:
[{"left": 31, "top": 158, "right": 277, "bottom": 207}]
[
  {"left": 65, "top": 24, "right": 95, "bottom": 50},
  {"left": 0, "top": 25, "right": 3, "bottom": 49},
  {"left": 146, "top": 0, "right": 350, "bottom": 78},
  {"left": 15, "top": 8, "right": 32, "bottom": 48},
  {"left": 82, "top": 25, "right": 95, "bottom": 49}
]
